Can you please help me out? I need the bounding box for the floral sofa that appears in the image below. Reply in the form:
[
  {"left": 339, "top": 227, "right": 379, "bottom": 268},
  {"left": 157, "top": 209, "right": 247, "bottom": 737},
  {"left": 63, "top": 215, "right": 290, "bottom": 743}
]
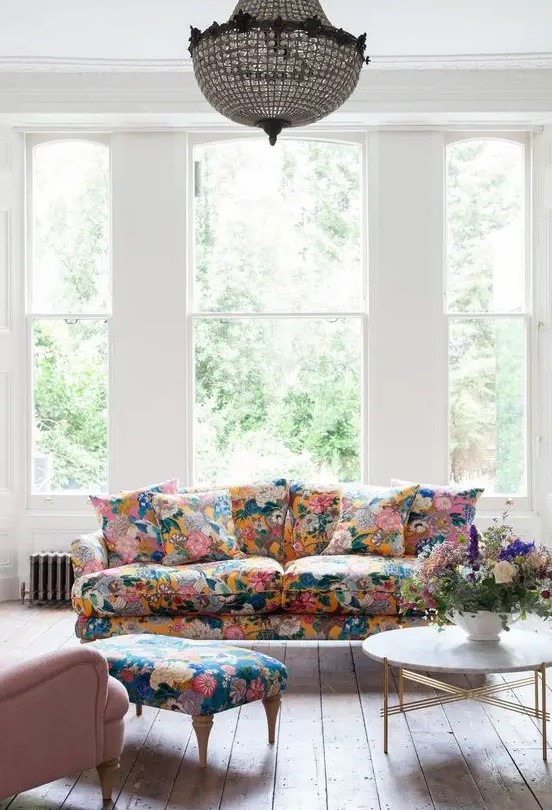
[{"left": 71, "top": 479, "right": 482, "bottom": 643}]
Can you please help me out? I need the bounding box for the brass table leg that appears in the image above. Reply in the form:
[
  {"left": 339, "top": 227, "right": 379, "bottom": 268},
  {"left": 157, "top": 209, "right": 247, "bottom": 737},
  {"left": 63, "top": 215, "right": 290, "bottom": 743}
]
[
  {"left": 398, "top": 666, "right": 404, "bottom": 709},
  {"left": 380, "top": 664, "right": 549, "bottom": 761},
  {"left": 383, "top": 657, "right": 389, "bottom": 754},
  {"left": 542, "top": 663, "right": 548, "bottom": 762}
]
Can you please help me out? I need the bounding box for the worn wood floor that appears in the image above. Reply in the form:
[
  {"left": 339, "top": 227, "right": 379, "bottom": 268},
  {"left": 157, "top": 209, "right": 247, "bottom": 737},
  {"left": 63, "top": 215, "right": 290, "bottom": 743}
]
[{"left": 1, "top": 602, "right": 552, "bottom": 810}]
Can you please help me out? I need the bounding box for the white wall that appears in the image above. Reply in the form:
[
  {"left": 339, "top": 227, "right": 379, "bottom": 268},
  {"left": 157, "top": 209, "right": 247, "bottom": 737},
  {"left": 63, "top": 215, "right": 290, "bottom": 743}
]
[
  {"left": 0, "top": 130, "right": 22, "bottom": 600},
  {"left": 2, "top": 0, "right": 552, "bottom": 60},
  {"left": 368, "top": 131, "right": 448, "bottom": 486},
  {"left": 110, "top": 133, "right": 188, "bottom": 490}
]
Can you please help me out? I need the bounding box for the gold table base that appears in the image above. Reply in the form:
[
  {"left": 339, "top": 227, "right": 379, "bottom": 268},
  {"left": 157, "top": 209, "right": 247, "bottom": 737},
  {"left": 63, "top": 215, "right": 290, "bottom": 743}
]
[{"left": 382, "top": 657, "right": 549, "bottom": 760}]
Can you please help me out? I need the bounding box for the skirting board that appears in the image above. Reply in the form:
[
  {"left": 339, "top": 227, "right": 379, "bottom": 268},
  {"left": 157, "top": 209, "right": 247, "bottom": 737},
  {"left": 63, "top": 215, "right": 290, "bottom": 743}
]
[{"left": 0, "top": 576, "right": 19, "bottom": 601}]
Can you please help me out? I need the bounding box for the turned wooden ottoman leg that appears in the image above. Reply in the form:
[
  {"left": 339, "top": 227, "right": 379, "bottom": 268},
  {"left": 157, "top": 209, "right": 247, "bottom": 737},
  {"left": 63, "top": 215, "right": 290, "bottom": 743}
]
[
  {"left": 262, "top": 695, "right": 282, "bottom": 744},
  {"left": 97, "top": 758, "right": 119, "bottom": 803},
  {"left": 192, "top": 715, "right": 214, "bottom": 768}
]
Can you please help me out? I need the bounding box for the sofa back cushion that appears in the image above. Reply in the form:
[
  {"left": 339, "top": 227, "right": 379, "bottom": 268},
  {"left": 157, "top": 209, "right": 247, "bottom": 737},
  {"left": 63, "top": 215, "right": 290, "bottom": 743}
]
[
  {"left": 322, "top": 484, "right": 419, "bottom": 558},
  {"left": 183, "top": 480, "right": 289, "bottom": 561},
  {"left": 152, "top": 491, "right": 244, "bottom": 565},
  {"left": 284, "top": 483, "right": 342, "bottom": 561},
  {"left": 228, "top": 480, "right": 289, "bottom": 560},
  {"left": 392, "top": 479, "right": 484, "bottom": 555},
  {"left": 90, "top": 479, "right": 179, "bottom": 567}
]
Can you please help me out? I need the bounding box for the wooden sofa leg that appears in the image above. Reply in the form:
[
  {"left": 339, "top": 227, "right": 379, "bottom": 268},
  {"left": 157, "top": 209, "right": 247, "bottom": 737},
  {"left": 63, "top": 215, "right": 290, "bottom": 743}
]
[
  {"left": 192, "top": 715, "right": 214, "bottom": 768},
  {"left": 136, "top": 702, "right": 142, "bottom": 717},
  {"left": 263, "top": 695, "right": 281, "bottom": 744},
  {"left": 97, "top": 758, "right": 119, "bottom": 803}
]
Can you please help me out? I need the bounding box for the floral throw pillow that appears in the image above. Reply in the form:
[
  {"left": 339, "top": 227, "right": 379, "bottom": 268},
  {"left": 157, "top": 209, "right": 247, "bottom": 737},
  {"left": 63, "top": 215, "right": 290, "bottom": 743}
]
[
  {"left": 152, "top": 491, "right": 244, "bottom": 565},
  {"left": 229, "top": 480, "right": 289, "bottom": 560},
  {"left": 284, "top": 483, "right": 342, "bottom": 561},
  {"left": 322, "top": 484, "right": 419, "bottom": 558},
  {"left": 90, "top": 479, "right": 179, "bottom": 567},
  {"left": 392, "top": 479, "right": 484, "bottom": 556}
]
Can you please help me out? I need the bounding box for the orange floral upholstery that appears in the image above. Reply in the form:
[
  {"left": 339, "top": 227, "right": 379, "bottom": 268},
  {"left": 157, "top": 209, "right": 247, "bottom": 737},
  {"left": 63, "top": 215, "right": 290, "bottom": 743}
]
[{"left": 282, "top": 555, "right": 417, "bottom": 615}]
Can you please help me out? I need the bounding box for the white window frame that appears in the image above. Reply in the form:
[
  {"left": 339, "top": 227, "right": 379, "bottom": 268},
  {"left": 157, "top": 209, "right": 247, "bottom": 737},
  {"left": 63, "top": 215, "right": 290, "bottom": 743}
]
[
  {"left": 185, "top": 131, "right": 369, "bottom": 488},
  {"left": 445, "top": 131, "right": 533, "bottom": 513},
  {"left": 25, "top": 134, "right": 112, "bottom": 511}
]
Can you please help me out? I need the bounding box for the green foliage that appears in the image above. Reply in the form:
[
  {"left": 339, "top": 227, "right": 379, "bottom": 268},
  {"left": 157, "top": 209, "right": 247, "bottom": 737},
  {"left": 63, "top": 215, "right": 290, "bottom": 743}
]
[
  {"left": 32, "top": 137, "right": 528, "bottom": 493},
  {"left": 33, "top": 143, "right": 109, "bottom": 491},
  {"left": 448, "top": 140, "right": 526, "bottom": 495},
  {"left": 194, "top": 140, "right": 362, "bottom": 484}
]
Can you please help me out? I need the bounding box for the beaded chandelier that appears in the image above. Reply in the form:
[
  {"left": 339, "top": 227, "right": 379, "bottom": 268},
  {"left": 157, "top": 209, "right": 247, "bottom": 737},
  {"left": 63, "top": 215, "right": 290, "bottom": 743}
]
[{"left": 189, "top": 0, "right": 370, "bottom": 145}]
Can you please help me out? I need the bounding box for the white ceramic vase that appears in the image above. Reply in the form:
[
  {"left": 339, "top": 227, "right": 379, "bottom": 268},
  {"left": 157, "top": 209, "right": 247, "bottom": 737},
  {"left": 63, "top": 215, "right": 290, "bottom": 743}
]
[{"left": 450, "top": 610, "right": 504, "bottom": 642}]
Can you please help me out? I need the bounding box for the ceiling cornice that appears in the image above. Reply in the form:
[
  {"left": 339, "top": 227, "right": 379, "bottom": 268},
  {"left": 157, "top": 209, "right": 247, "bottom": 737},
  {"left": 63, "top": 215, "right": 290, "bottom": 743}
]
[
  {"left": 0, "top": 67, "right": 552, "bottom": 128},
  {"left": 1, "top": 52, "right": 552, "bottom": 73}
]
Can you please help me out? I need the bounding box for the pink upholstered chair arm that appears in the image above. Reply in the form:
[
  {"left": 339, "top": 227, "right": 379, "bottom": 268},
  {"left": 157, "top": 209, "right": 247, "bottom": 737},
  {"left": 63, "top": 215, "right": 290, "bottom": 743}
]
[
  {"left": 0, "top": 647, "right": 110, "bottom": 799},
  {"left": 71, "top": 529, "right": 108, "bottom": 579}
]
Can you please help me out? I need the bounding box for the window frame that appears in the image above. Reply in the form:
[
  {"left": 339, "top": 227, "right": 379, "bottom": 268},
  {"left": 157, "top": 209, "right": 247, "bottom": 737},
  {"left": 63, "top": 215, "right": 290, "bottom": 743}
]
[
  {"left": 444, "top": 131, "right": 533, "bottom": 512},
  {"left": 25, "top": 134, "right": 112, "bottom": 511},
  {"left": 185, "top": 131, "right": 369, "bottom": 488}
]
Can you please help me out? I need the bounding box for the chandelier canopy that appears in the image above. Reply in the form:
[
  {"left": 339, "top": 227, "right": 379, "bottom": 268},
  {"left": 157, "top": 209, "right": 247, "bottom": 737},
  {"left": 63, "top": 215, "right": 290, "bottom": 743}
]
[{"left": 189, "top": 1, "right": 370, "bottom": 145}]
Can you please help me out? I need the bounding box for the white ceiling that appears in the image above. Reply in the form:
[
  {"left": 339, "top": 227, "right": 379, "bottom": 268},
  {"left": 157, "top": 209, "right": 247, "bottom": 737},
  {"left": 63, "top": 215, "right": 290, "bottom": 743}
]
[{"left": 2, "top": 0, "right": 552, "bottom": 65}]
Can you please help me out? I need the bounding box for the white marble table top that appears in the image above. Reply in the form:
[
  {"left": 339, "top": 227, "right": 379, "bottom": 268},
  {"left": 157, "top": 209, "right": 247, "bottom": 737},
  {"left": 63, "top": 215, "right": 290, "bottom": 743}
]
[{"left": 362, "top": 627, "right": 552, "bottom": 674}]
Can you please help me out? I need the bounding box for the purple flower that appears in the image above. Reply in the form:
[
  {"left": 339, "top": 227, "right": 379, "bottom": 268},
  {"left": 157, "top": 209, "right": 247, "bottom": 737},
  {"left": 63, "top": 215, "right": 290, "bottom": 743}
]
[
  {"left": 499, "top": 538, "right": 536, "bottom": 562},
  {"left": 468, "top": 524, "right": 480, "bottom": 567}
]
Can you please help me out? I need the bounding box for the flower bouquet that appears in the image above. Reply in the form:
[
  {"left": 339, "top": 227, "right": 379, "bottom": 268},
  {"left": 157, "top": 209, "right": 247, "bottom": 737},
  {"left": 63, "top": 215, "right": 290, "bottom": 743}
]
[{"left": 400, "top": 515, "right": 552, "bottom": 639}]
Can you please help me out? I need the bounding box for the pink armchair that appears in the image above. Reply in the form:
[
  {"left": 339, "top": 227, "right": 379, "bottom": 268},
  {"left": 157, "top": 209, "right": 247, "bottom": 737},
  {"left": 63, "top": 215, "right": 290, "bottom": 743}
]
[{"left": 0, "top": 645, "right": 129, "bottom": 803}]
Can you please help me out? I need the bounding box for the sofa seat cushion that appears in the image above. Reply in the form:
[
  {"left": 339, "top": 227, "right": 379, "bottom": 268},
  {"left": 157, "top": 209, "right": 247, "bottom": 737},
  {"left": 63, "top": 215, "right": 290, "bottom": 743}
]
[
  {"left": 72, "top": 558, "right": 283, "bottom": 619},
  {"left": 282, "top": 555, "right": 417, "bottom": 615}
]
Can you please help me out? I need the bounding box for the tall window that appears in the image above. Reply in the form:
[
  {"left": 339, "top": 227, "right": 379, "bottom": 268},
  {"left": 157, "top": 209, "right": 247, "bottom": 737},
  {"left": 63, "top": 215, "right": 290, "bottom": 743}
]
[
  {"left": 28, "top": 138, "right": 110, "bottom": 499},
  {"left": 191, "top": 138, "right": 365, "bottom": 486},
  {"left": 446, "top": 136, "right": 529, "bottom": 501}
]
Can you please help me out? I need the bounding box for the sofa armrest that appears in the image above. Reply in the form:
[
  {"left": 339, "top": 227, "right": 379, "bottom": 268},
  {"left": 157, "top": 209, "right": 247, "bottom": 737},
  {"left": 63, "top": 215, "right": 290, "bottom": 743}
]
[
  {"left": 0, "top": 647, "right": 110, "bottom": 798},
  {"left": 71, "top": 529, "right": 108, "bottom": 579}
]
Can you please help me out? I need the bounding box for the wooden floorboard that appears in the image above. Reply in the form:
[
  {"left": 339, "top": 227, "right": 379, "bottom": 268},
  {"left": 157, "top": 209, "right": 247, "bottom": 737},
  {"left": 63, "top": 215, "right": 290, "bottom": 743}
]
[
  {"left": 319, "top": 644, "right": 380, "bottom": 810},
  {"left": 4, "top": 604, "right": 552, "bottom": 809},
  {"left": 272, "top": 643, "right": 327, "bottom": 810},
  {"left": 219, "top": 643, "right": 287, "bottom": 810},
  {"left": 442, "top": 673, "right": 542, "bottom": 810},
  {"left": 352, "top": 645, "right": 434, "bottom": 810}
]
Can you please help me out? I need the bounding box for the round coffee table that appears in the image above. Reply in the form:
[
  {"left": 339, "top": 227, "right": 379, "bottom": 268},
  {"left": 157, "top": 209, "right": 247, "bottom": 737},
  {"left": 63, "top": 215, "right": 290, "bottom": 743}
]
[{"left": 363, "top": 626, "right": 552, "bottom": 760}]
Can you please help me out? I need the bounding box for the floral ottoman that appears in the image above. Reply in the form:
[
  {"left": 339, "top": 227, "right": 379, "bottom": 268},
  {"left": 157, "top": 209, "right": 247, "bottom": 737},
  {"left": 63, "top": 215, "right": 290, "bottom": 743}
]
[{"left": 90, "top": 635, "right": 287, "bottom": 767}]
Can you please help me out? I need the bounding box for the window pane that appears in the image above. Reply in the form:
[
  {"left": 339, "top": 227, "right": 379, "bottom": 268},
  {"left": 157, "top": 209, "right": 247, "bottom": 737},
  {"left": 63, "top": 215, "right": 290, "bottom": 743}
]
[
  {"left": 449, "top": 318, "right": 526, "bottom": 495},
  {"left": 194, "top": 140, "right": 363, "bottom": 312},
  {"left": 32, "top": 141, "right": 110, "bottom": 314},
  {"left": 194, "top": 318, "right": 362, "bottom": 485},
  {"left": 447, "top": 139, "right": 525, "bottom": 313},
  {"left": 32, "top": 319, "right": 108, "bottom": 492}
]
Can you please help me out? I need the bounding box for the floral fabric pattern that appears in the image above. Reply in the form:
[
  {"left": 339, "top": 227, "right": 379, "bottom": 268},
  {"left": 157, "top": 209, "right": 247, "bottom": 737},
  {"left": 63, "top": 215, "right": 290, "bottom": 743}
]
[
  {"left": 284, "top": 483, "right": 341, "bottom": 561},
  {"left": 72, "top": 558, "right": 282, "bottom": 618},
  {"left": 152, "top": 491, "right": 244, "bottom": 565},
  {"left": 184, "top": 480, "right": 289, "bottom": 561},
  {"left": 323, "top": 484, "right": 419, "bottom": 557},
  {"left": 71, "top": 530, "right": 108, "bottom": 579},
  {"left": 392, "top": 479, "right": 484, "bottom": 555},
  {"left": 77, "top": 611, "right": 424, "bottom": 643},
  {"left": 229, "top": 480, "right": 289, "bottom": 560},
  {"left": 282, "top": 555, "right": 416, "bottom": 615},
  {"left": 90, "top": 635, "right": 287, "bottom": 716},
  {"left": 90, "top": 480, "right": 179, "bottom": 567}
]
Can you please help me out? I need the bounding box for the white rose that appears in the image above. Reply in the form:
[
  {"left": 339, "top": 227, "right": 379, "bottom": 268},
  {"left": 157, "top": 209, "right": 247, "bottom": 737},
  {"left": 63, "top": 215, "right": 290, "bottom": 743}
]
[
  {"left": 492, "top": 561, "right": 517, "bottom": 584},
  {"left": 254, "top": 485, "right": 280, "bottom": 508},
  {"left": 414, "top": 496, "right": 433, "bottom": 512},
  {"left": 275, "top": 616, "right": 302, "bottom": 637},
  {"left": 150, "top": 663, "right": 194, "bottom": 690}
]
